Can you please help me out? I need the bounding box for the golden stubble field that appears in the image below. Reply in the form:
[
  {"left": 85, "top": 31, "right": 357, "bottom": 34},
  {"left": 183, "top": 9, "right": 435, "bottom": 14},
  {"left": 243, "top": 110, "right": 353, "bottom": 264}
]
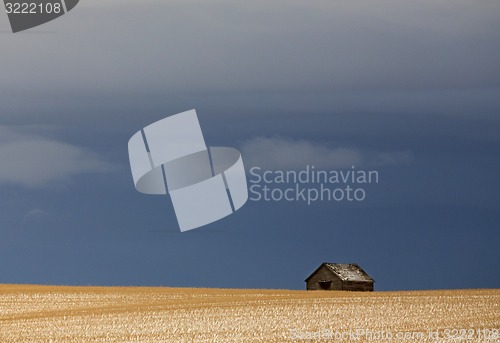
[{"left": 0, "top": 285, "right": 498, "bottom": 342}]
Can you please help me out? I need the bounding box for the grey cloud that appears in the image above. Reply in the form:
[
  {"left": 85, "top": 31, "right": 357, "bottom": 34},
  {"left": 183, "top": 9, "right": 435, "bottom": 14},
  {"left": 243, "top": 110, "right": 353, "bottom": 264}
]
[
  {"left": 0, "top": 126, "right": 116, "bottom": 189},
  {"left": 0, "top": 0, "right": 498, "bottom": 136},
  {"left": 1, "top": 0, "right": 499, "bottom": 95},
  {"left": 241, "top": 136, "right": 412, "bottom": 170},
  {"left": 21, "top": 208, "right": 49, "bottom": 223}
]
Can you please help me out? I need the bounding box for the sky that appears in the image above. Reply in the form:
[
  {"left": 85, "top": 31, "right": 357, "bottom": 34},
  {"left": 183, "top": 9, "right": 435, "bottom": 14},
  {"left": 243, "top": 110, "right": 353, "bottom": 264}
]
[{"left": 0, "top": 0, "right": 499, "bottom": 291}]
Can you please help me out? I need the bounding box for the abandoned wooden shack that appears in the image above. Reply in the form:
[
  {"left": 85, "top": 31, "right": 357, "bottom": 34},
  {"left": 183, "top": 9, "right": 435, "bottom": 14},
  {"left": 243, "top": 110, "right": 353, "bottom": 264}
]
[{"left": 305, "top": 263, "right": 374, "bottom": 291}]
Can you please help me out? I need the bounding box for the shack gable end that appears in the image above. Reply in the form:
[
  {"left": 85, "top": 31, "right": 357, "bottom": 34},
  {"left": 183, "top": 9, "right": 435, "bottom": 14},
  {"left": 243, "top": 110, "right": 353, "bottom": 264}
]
[{"left": 306, "top": 265, "right": 342, "bottom": 290}]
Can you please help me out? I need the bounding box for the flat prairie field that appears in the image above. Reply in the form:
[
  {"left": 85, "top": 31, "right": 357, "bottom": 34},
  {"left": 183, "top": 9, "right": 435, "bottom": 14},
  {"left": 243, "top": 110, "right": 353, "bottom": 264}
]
[{"left": 0, "top": 285, "right": 498, "bottom": 342}]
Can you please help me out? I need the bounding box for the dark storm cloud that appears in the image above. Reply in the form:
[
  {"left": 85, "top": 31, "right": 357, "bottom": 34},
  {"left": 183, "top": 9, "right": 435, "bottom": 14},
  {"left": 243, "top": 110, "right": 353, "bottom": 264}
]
[
  {"left": 0, "top": 0, "right": 499, "bottom": 291},
  {"left": 1, "top": 0, "right": 499, "bottom": 125}
]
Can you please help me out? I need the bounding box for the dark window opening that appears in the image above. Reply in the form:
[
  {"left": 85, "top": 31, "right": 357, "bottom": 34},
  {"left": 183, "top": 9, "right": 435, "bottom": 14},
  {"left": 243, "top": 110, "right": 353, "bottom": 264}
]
[{"left": 318, "top": 280, "right": 332, "bottom": 290}]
